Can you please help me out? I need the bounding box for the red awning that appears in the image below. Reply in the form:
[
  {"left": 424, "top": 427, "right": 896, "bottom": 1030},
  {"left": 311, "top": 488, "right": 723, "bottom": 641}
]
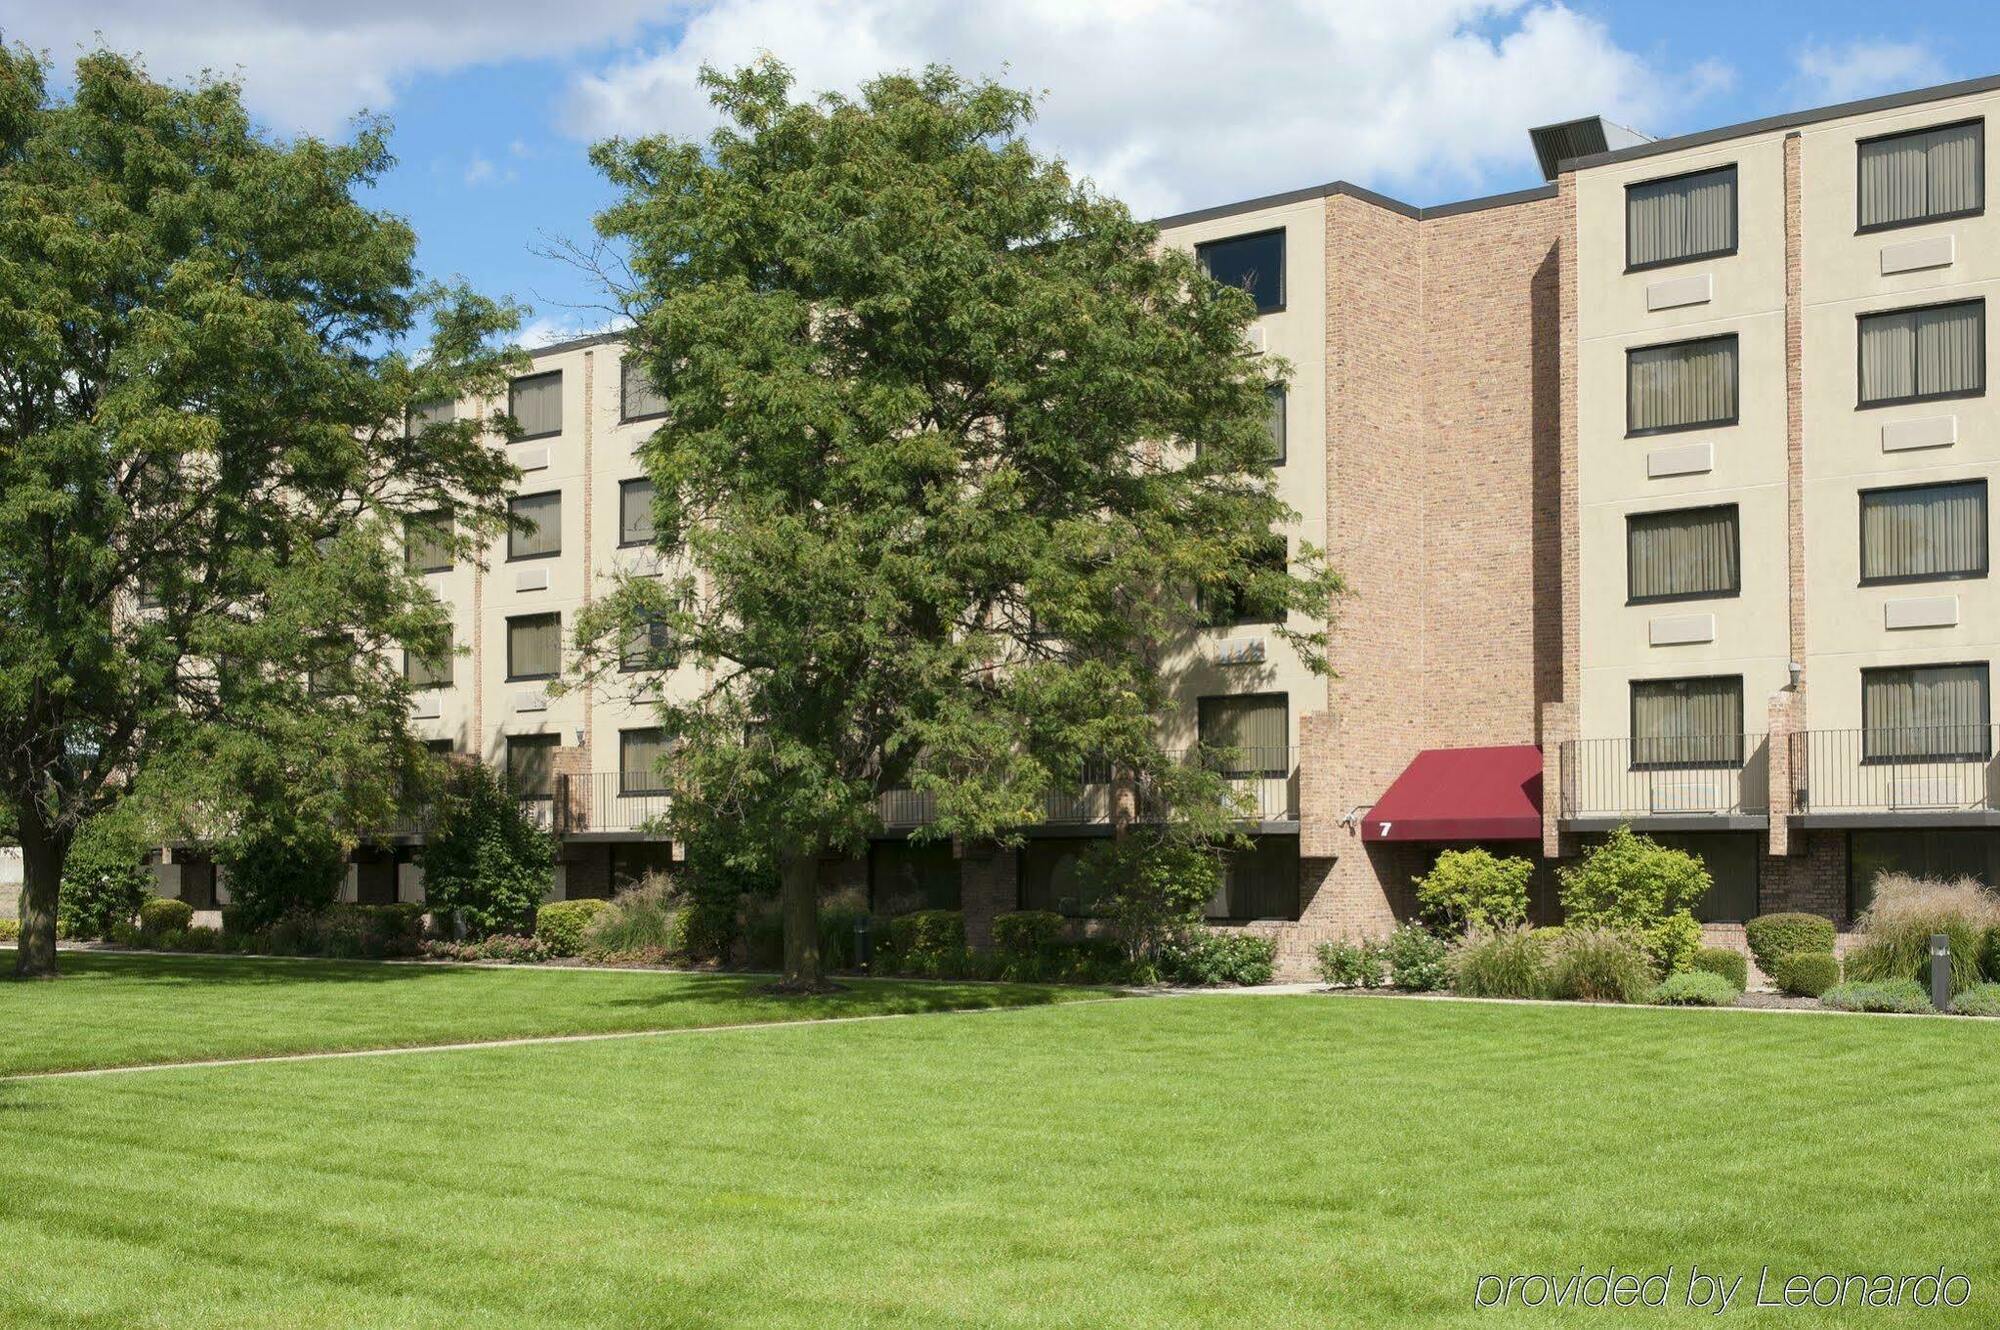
[{"left": 1361, "top": 745, "right": 1543, "bottom": 842}]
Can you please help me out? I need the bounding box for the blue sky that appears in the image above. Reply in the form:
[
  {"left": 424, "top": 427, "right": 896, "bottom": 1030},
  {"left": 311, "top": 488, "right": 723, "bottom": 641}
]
[{"left": 9, "top": 1, "right": 1998, "bottom": 345}]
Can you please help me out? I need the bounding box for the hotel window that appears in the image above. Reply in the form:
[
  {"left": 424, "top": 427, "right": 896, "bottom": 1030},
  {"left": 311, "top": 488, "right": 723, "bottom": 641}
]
[
  {"left": 508, "top": 491, "right": 562, "bottom": 561},
  {"left": 1858, "top": 300, "right": 1984, "bottom": 407},
  {"left": 869, "top": 840, "right": 962, "bottom": 915},
  {"left": 1862, "top": 663, "right": 1991, "bottom": 763},
  {"left": 1265, "top": 385, "right": 1287, "bottom": 464},
  {"left": 1205, "top": 835, "right": 1301, "bottom": 922},
  {"left": 1860, "top": 480, "right": 1988, "bottom": 584},
  {"left": 506, "top": 733, "right": 558, "bottom": 799},
  {"left": 1627, "top": 504, "right": 1739, "bottom": 603},
  {"left": 506, "top": 612, "right": 561, "bottom": 681},
  {"left": 1626, "top": 164, "right": 1737, "bottom": 270},
  {"left": 619, "top": 478, "right": 656, "bottom": 547},
  {"left": 619, "top": 613, "right": 674, "bottom": 672},
  {"left": 1197, "top": 693, "right": 1288, "bottom": 778},
  {"left": 1196, "top": 229, "right": 1284, "bottom": 314},
  {"left": 1627, "top": 334, "right": 1737, "bottom": 435},
  {"left": 404, "top": 511, "right": 453, "bottom": 574},
  {"left": 620, "top": 727, "right": 670, "bottom": 795},
  {"left": 1201, "top": 534, "right": 1288, "bottom": 627},
  {"left": 1850, "top": 828, "right": 2000, "bottom": 915},
  {"left": 423, "top": 738, "right": 456, "bottom": 757},
  {"left": 404, "top": 635, "right": 453, "bottom": 689},
  {"left": 1017, "top": 837, "right": 1111, "bottom": 917},
  {"left": 509, "top": 370, "right": 562, "bottom": 440},
  {"left": 406, "top": 398, "right": 454, "bottom": 438},
  {"left": 620, "top": 358, "right": 667, "bottom": 422},
  {"left": 1631, "top": 676, "right": 1743, "bottom": 769},
  {"left": 1858, "top": 119, "right": 1983, "bottom": 232}
]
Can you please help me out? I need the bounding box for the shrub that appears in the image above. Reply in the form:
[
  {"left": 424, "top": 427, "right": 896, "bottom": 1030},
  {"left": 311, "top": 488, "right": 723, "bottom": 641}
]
[
  {"left": 421, "top": 933, "right": 551, "bottom": 964},
  {"left": 1649, "top": 970, "right": 1740, "bottom": 1006},
  {"left": 582, "top": 880, "right": 687, "bottom": 962},
  {"left": 1644, "top": 912, "right": 1704, "bottom": 978},
  {"left": 0, "top": 917, "right": 17, "bottom": 943},
  {"left": 418, "top": 761, "right": 555, "bottom": 937},
  {"left": 1820, "top": 979, "right": 1933, "bottom": 1014},
  {"left": 138, "top": 896, "right": 194, "bottom": 938},
  {"left": 1157, "top": 931, "right": 1277, "bottom": 987},
  {"left": 1450, "top": 928, "right": 1550, "bottom": 999},
  {"left": 1414, "top": 848, "right": 1531, "bottom": 934},
  {"left": 880, "top": 909, "right": 967, "bottom": 978},
  {"left": 743, "top": 900, "right": 785, "bottom": 970},
  {"left": 1743, "top": 913, "right": 1837, "bottom": 973},
  {"left": 1316, "top": 938, "right": 1384, "bottom": 989},
  {"left": 218, "top": 817, "right": 350, "bottom": 931},
  {"left": 58, "top": 817, "right": 154, "bottom": 939},
  {"left": 1558, "top": 826, "right": 1709, "bottom": 973},
  {"left": 1546, "top": 928, "right": 1654, "bottom": 1004},
  {"left": 1770, "top": 951, "right": 1840, "bottom": 998},
  {"left": 1691, "top": 946, "right": 1748, "bottom": 989},
  {"left": 1842, "top": 874, "right": 1998, "bottom": 996},
  {"left": 990, "top": 910, "right": 1069, "bottom": 982},
  {"left": 819, "top": 890, "right": 871, "bottom": 972},
  {"left": 679, "top": 830, "right": 772, "bottom": 963},
  {"left": 1950, "top": 983, "right": 2000, "bottom": 1017},
  {"left": 1078, "top": 830, "right": 1220, "bottom": 968},
  {"left": 1382, "top": 924, "right": 1450, "bottom": 992},
  {"left": 161, "top": 924, "right": 223, "bottom": 953},
  {"left": 536, "top": 899, "right": 612, "bottom": 957},
  {"left": 106, "top": 921, "right": 142, "bottom": 947}
]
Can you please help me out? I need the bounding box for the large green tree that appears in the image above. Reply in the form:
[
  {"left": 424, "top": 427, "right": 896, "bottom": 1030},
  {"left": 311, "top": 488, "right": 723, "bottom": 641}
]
[
  {"left": 0, "top": 49, "right": 525, "bottom": 977},
  {"left": 577, "top": 62, "right": 1340, "bottom": 989}
]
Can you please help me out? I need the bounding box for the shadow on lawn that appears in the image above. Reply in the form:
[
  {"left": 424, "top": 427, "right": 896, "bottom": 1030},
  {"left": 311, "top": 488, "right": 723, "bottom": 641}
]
[
  {"left": 593, "top": 978, "right": 1085, "bottom": 1014},
  {"left": 7, "top": 949, "right": 452, "bottom": 989}
]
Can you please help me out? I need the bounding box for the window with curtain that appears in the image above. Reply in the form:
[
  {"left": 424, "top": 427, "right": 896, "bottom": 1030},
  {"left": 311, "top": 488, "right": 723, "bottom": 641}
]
[
  {"left": 1860, "top": 480, "right": 1988, "bottom": 583},
  {"left": 1626, "top": 165, "right": 1737, "bottom": 269},
  {"left": 506, "top": 733, "right": 558, "bottom": 799},
  {"left": 619, "top": 478, "right": 656, "bottom": 547},
  {"left": 406, "top": 399, "right": 454, "bottom": 438},
  {"left": 1265, "top": 385, "right": 1287, "bottom": 464},
  {"left": 1197, "top": 693, "right": 1288, "bottom": 778},
  {"left": 1858, "top": 119, "right": 1983, "bottom": 231},
  {"left": 1205, "top": 835, "right": 1301, "bottom": 921},
  {"left": 404, "top": 635, "right": 453, "bottom": 689},
  {"left": 619, "top": 613, "right": 674, "bottom": 672},
  {"left": 508, "top": 491, "right": 562, "bottom": 560},
  {"left": 1201, "top": 534, "right": 1288, "bottom": 627},
  {"left": 620, "top": 359, "right": 666, "bottom": 421},
  {"left": 1850, "top": 829, "right": 2000, "bottom": 914},
  {"left": 1646, "top": 832, "right": 1760, "bottom": 922},
  {"left": 506, "top": 613, "right": 561, "bottom": 681},
  {"left": 1631, "top": 676, "right": 1744, "bottom": 769},
  {"left": 509, "top": 370, "right": 562, "bottom": 438},
  {"left": 620, "top": 727, "right": 670, "bottom": 795},
  {"left": 404, "top": 512, "right": 453, "bottom": 574},
  {"left": 1858, "top": 300, "right": 1984, "bottom": 405},
  {"left": 1627, "top": 504, "right": 1740, "bottom": 602},
  {"left": 1196, "top": 229, "right": 1285, "bottom": 313},
  {"left": 1862, "top": 663, "right": 1991, "bottom": 762},
  {"left": 1627, "top": 334, "right": 1737, "bottom": 434}
]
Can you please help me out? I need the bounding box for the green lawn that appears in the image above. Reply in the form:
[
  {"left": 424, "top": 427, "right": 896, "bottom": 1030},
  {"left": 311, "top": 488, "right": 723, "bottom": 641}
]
[
  {"left": 0, "top": 950, "right": 1093, "bottom": 1075},
  {"left": 3, "top": 973, "right": 1996, "bottom": 1327}
]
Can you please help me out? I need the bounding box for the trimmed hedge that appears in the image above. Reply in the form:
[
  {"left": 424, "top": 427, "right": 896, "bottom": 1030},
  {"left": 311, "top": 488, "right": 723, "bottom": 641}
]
[
  {"left": 536, "top": 899, "right": 612, "bottom": 957},
  {"left": 1691, "top": 946, "right": 1748, "bottom": 989},
  {"left": 1744, "top": 913, "right": 1836, "bottom": 972},
  {"left": 1649, "top": 970, "right": 1740, "bottom": 1006},
  {"left": 1771, "top": 951, "right": 1840, "bottom": 998},
  {"left": 880, "top": 910, "right": 967, "bottom": 978},
  {"left": 992, "top": 910, "right": 1066, "bottom": 958},
  {"left": 1820, "top": 979, "right": 1932, "bottom": 1014},
  {"left": 138, "top": 896, "right": 195, "bottom": 938}
]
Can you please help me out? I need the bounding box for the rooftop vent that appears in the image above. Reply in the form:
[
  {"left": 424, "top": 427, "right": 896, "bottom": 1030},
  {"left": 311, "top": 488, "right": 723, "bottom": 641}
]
[{"left": 1527, "top": 115, "right": 1653, "bottom": 180}]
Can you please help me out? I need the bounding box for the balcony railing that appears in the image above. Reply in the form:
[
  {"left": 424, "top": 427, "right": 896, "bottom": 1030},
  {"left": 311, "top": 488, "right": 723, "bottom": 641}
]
[
  {"left": 1791, "top": 726, "right": 1999, "bottom": 816},
  {"left": 1558, "top": 735, "right": 1769, "bottom": 820},
  {"left": 879, "top": 747, "right": 1297, "bottom": 829},
  {"left": 558, "top": 772, "right": 672, "bottom": 836}
]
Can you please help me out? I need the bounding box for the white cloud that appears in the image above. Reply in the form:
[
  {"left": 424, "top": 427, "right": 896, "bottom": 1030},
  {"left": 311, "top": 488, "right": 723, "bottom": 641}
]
[
  {"left": 564, "top": 0, "right": 1735, "bottom": 216},
  {"left": 462, "top": 152, "right": 519, "bottom": 187},
  {"left": 516, "top": 311, "right": 629, "bottom": 349},
  {"left": 1793, "top": 39, "right": 1948, "bottom": 106}
]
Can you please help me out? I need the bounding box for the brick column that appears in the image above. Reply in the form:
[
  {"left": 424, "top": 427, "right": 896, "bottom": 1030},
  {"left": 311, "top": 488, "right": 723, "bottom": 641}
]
[
  {"left": 1767, "top": 688, "right": 1804, "bottom": 856},
  {"left": 1540, "top": 700, "right": 1576, "bottom": 859},
  {"left": 1297, "top": 710, "right": 1338, "bottom": 857},
  {"left": 957, "top": 841, "right": 1018, "bottom": 950}
]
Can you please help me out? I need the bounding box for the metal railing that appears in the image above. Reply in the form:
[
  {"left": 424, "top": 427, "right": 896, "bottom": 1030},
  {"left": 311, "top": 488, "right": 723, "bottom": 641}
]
[
  {"left": 1558, "top": 735, "right": 1769, "bottom": 819},
  {"left": 1791, "top": 726, "right": 1999, "bottom": 816},
  {"left": 878, "top": 747, "right": 1297, "bottom": 829},
  {"left": 559, "top": 771, "right": 672, "bottom": 835}
]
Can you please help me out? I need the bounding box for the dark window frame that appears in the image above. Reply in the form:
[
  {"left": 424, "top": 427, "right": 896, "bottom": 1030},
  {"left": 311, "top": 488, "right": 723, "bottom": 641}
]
[
  {"left": 1625, "top": 502, "right": 1742, "bottom": 606},
  {"left": 1860, "top": 661, "right": 1993, "bottom": 765},
  {"left": 1195, "top": 692, "right": 1290, "bottom": 779},
  {"left": 1858, "top": 477, "right": 1990, "bottom": 587},
  {"left": 1205, "top": 834, "right": 1303, "bottom": 923},
  {"left": 508, "top": 369, "right": 563, "bottom": 441},
  {"left": 505, "top": 611, "right": 562, "bottom": 683},
  {"left": 619, "top": 358, "right": 667, "bottom": 424},
  {"left": 506, "top": 489, "right": 563, "bottom": 563},
  {"left": 1625, "top": 332, "right": 1740, "bottom": 437},
  {"left": 618, "top": 477, "right": 656, "bottom": 548},
  {"left": 1623, "top": 162, "right": 1740, "bottom": 273},
  {"left": 1628, "top": 674, "right": 1746, "bottom": 772},
  {"left": 1196, "top": 227, "right": 1286, "bottom": 315},
  {"left": 1855, "top": 116, "right": 1986, "bottom": 236},
  {"left": 1855, "top": 297, "right": 1987, "bottom": 409},
  {"left": 619, "top": 727, "right": 671, "bottom": 797}
]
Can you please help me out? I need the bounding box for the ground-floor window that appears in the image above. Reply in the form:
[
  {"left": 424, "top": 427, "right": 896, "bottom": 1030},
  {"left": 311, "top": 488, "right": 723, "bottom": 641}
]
[
  {"left": 610, "top": 842, "right": 675, "bottom": 893},
  {"left": 1017, "top": 837, "right": 1111, "bottom": 918},
  {"left": 178, "top": 853, "right": 217, "bottom": 910},
  {"left": 353, "top": 846, "right": 397, "bottom": 905},
  {"left": 1206, "top": 835, "right": 1300, "bottom": 921},
  {"left": 1419, "top": 843, "right": 1559, "bottom": 924},
  {"left": 1644, "top": 831, "right": 1760, "bottom": 922},
  {"left": 869, "top": 839, "right": 961, "bottom": 915},
  {"left": 1849, "top": 829, "right": 2000, "bottom": 916}
]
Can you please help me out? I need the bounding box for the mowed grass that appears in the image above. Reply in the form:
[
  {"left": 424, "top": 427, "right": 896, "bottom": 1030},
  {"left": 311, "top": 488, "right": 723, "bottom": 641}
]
[
  {"left": 0, "top": 949, "right": 1095, "bottom": 1075},
  {"left": 3, "top": 992, "right": 1998, "bottom": 1328}
]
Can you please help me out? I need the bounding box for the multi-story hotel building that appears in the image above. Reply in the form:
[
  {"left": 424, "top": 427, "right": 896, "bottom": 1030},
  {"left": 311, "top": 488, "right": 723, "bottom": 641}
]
[{"left": 152, "top": 73, "right": 2000, "bottom": 975}]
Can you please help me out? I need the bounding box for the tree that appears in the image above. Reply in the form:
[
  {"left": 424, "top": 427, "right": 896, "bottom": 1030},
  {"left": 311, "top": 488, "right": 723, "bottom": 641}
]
[
  {"left": 417, "top": 760, "right": 555, "bottom": 938},
  {"left": 0, "top": 49, "right": 526, "bottom": 978},
  {"left": 575, "top": 62, "right": 1341, "bottom": 989}
]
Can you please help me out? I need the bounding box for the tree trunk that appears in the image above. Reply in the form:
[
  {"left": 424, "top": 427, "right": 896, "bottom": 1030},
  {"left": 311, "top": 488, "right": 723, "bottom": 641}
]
[
  {"left": 13, "top": 809, "right": 70, "bottom": 980},
  {"left": 777, "top": 844, "right": 824, "bottom": 991}
]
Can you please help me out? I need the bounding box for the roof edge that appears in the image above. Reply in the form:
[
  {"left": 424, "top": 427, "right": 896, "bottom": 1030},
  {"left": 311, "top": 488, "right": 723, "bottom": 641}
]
[{"left": 1149, "top": 179, "right": 1556, "bottom": 231}]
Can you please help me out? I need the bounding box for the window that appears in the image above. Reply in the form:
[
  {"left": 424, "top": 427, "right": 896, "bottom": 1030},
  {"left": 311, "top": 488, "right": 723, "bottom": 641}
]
[
  {"left": 869, "top": 840, "right": 962, "bottom": 915},
  {"left": 1862, "top": 663, "right": 1991, "bottom": 763},
  {"left": 404, "top": 511, "right": 452, "bottom": 574},
  {"left": 508, "top": 491, "right": 562, "bottom": 561},
  {"left": 423, "top": 738, "right": 456, "bottom": 757},
  {"left": 506, "top": 612, "right": 561, "bottom": 681},
  {"left": 506, "top": 733, "right": 558, "bottom": 799},
  {"left": 620, "top": 727, "right": 670, "bottom": 795},
  {"left": 406, "top": 399, "right": 454, "bottom": 438},
  {"left": 1850, "top": 828, "right": 2000, "bottom": 915},
  {"left": 1858, "top": 119, "right": 1983, "bottom": 232},
  {"left": 1196, "top": 229, "right": 1284, "bottom": 314},
  {"left": 1201, "top": 535, "right": 1287, "bottom": 627},
  {"left": 1626, "top": 165, "right": 1737, "bottom": 270},
  {"left": 1017, "top": 837, "right": 1111, "bottom": 917},
  {"left": 1264, "top": 385, "right": 1287, "bottom": 464},
  {"left": 177, "top": 853, "right": 217, "bottom": 911},
  {"left": 1627, "top": 504, "right": 1739, "bottom": 603},
  {"left": 1646, "top": 832, "right": 1760, "bottom": 923},
  {"left": 1197, "top": 693, "right": 1288, "bottom": 778},
  {"left": 619, "top": 478, "right": 655, "bottom": 547},
  {"left": 620, "top": 358, "right": 666, "bottom": 422},
  {"left": 509, "top": 370, "right": 562, "bottom": 439},
  {"left": 1860, "top": 480, "right": 1988, "bottom": 584},
  {"left": 1631, "top": 676, "right": 1744, "bottom": 769},
  {"left": 1205, "top": 835, "right": 1300, "bottom": 921},
  {"left": 1627, "top": 334, "right": 1737, "bottom": 435},
  {"left": 1858, "top": 300, "right": 1984, "bottom": 406},
  {"left": 611, "top": 842, "right": 676, "bottom": 892},
  {"left": 404, "top": 635, "right": 453, "bottom": 689},
  {"left": 619, "top": 613, "right": 674, "bottom": 672}
]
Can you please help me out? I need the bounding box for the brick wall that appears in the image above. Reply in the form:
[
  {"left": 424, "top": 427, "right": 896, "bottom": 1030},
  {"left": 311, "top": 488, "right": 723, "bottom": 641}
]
[{"left": 959, "top": 842, "right": 1019, "bottom": 949}]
